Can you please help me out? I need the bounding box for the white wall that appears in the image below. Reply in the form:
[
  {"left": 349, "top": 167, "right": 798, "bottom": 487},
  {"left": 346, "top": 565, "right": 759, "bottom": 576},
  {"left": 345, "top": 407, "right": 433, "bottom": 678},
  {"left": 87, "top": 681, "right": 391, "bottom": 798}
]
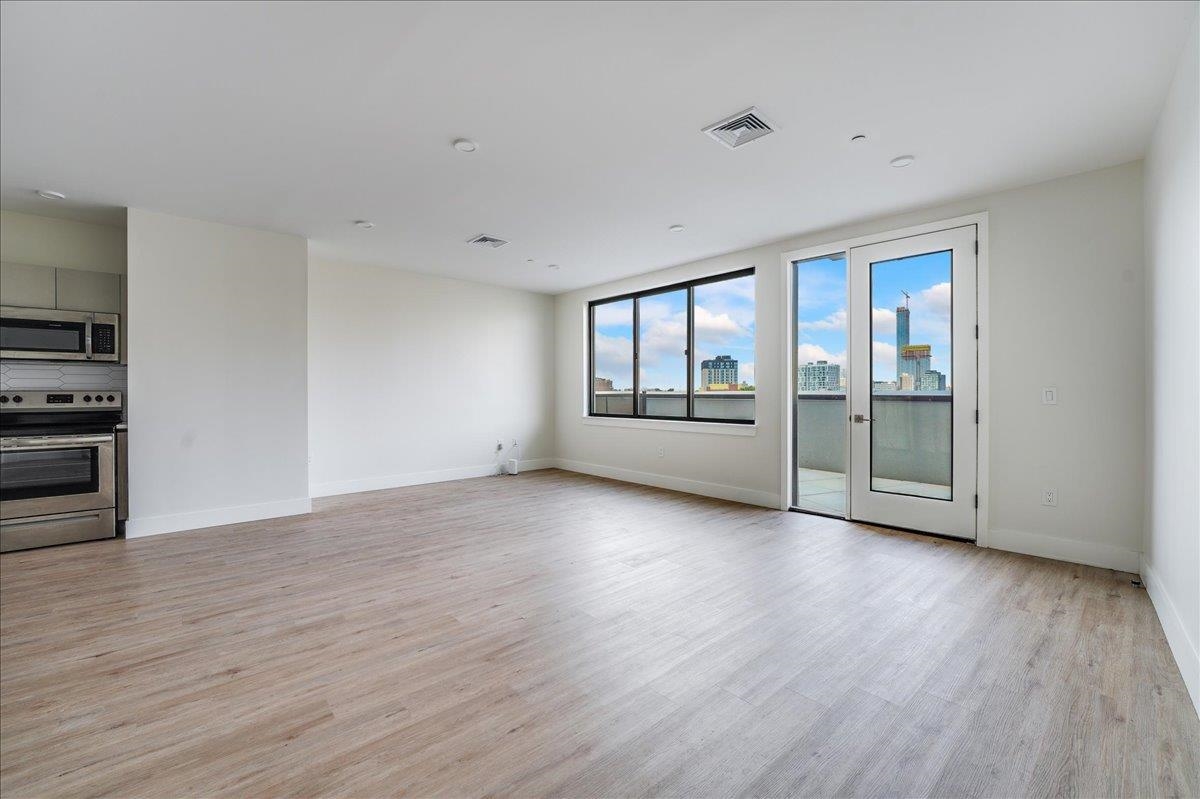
[
  {"left": 1143, "top": 17, "right": 1199, "bottom": 713},
  {"left": 556, "top": 161, "right": 1146, "bottom": 571},
  {"left": 308, "top": 256, "right": 555, "bottom": 496},
  {"left": 0, "top": 209, "right": 126, "bottom": 273},
  {"left": 125, "top": 209, "right": 309, "bottom": 536}
]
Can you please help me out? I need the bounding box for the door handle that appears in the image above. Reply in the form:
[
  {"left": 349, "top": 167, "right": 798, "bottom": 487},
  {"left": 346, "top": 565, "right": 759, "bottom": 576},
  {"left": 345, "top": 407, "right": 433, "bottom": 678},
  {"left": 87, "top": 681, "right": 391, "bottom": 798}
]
[
  {"left": 851, "top": 414, "right": 874, "bottom": 423},
  {"left": 1, "top": 434, "right": 114, "bottom": 451}
]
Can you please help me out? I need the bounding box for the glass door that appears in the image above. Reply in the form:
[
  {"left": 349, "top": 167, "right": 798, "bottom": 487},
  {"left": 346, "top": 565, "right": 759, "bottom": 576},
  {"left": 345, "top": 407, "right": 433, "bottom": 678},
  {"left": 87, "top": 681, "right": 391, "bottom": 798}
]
[
  {"left": 847, "top": 225, "right": 977, "bottom": 539},
  {"left": 792, "top": 253, "right": 849, "bottom": 515}
]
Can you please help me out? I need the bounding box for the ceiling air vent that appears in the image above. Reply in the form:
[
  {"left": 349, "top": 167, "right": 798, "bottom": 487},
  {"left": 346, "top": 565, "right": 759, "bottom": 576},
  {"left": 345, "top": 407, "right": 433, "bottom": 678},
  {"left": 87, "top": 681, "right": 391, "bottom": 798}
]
[
  {"left": 467, "top": 234, "right": 509, "bottom": 248},
  {"left": 702, "top": 107, "right": 777, "bottom": 149}
]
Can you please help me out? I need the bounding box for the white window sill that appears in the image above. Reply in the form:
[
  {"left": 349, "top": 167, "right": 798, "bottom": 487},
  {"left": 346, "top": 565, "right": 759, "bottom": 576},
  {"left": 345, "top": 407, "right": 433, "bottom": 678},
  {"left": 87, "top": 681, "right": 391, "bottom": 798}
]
[{"left": 581, "top": 415, "right": 757, "bottom": 436}]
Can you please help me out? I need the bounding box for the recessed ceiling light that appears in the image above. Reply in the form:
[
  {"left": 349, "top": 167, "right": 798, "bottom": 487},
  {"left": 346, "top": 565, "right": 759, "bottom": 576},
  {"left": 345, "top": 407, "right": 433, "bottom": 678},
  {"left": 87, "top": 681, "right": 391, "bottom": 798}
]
[
  {"left": 452, "top": 138, "right": 478, "bottom": 153},
  {"left": 668, "top": 224, "right": 685, "bottom": 233},
  {"left": 547, "top": 264, "right": 560, "bottom": 270},
  {"left": 354, "top": 220, "right": 375, "bottom": 229},
  {"left": 36, "top": 189, "right": 66, "bottom": 200},
  {"left": 850, "top": 134, "right": 867, "bottom": 143},
  {"left": 890, "top": 155, "right": 915, "bottom": 168}
]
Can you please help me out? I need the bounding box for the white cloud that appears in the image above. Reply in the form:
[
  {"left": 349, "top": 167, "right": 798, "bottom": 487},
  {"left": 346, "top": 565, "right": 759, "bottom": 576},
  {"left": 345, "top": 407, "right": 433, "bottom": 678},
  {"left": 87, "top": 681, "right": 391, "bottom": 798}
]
[
  {"left": 593, "top": 301, "right": 631, "bottom": 327},
  {"left": 872, "top": 341, "right": 897, "bottom": 379},
  {"left": 918, "top": 282, "right": 952, "bottom": 319},
  {"left": 872, "top": 307, "right": 897, "bottom": 337},
  {"left": 693, "top": 305, "right": 745, "bottom": 339},
  {"left": 638, "top": 315, "right": 687, "bottom": 367},
  {"left": 907, "top": 282, "right": 952, "bottom": 345},
  {"left": 796, "top": 343, "right": 845, "bottom": 367},
  {"left": 695, "top": 276, "right": 755, "bottom": 329},
  {"left": 795, "top": 265, "right": 846, "bottom": 311},
  {"left": 593, "top": 331, "right": 632, "bottom": 387},
  {"left": 740, "top": 362, "right": 755, "bottom": 385},
  {"left": 637, "top": 298, "right": 675, "bottom": 324},
  {"left": 798, "top": 308, "right": 846, "bottom": 332}
]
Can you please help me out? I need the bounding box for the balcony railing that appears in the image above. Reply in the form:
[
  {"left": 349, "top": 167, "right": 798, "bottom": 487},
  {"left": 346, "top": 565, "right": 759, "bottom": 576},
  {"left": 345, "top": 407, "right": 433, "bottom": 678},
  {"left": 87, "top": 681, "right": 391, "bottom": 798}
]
[
  {"left": 593, "top": 390, "right": 952, "bottom": 486},
  {"left": 795, "top": 392, "right": 952, "bottom": 485},
  {"left": 593, "top": 390, "right": 755, "bottom": 420}
]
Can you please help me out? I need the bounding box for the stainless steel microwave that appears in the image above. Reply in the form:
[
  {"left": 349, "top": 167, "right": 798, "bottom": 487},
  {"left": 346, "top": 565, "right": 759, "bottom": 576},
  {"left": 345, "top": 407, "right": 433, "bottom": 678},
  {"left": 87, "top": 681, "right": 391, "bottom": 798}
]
[{"left": 0, "top": 306, "right": 120, "bottom": 362}]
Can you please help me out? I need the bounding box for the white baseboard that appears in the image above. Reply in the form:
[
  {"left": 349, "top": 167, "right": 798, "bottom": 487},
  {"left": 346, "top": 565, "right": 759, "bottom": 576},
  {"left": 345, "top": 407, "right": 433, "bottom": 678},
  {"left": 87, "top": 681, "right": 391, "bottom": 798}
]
[
  {"left": 987, "top": 527, "right": 1141, "bottom": 573},
  {"left": 125, "top": 497, "right": 312, "bottom": 539},
  {"left": 554, "top": 458, "right": 780, "bottom": 509},
  {"left": 310, "top": 458, "right": 556, "bottom": 498},
  {"left": 1141, "top": 556, "right": 1200, "bottom": 715}
]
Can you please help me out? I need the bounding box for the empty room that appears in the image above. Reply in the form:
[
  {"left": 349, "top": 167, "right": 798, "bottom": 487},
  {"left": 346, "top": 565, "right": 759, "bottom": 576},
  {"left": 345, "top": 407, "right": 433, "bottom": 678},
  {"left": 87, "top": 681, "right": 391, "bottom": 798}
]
[{"left": 1, "top": 1, "right": 1197, "bottom": 797}]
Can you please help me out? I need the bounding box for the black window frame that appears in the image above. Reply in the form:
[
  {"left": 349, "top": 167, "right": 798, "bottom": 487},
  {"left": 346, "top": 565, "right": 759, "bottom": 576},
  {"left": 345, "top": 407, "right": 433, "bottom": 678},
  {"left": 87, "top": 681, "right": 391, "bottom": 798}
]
[{"left": 588, "top": 266, "right": 756, "bottom": 425}]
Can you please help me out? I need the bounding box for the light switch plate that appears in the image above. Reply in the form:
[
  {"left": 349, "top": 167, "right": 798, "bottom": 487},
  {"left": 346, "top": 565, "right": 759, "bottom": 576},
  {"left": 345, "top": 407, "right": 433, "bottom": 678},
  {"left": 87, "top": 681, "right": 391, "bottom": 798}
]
[{"left": 1042, "top": 387, "right": 1058, "bottom": 405}]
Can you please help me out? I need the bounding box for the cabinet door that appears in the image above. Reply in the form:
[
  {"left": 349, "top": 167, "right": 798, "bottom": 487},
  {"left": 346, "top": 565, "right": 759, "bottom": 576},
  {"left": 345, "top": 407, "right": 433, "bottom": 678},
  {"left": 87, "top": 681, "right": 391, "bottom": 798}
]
[
  {"left": 0, "top": 262, "right": 56, "bottom": 308},
  {"left": 55, "top": 268, "right": 121, "bottom": 313}
]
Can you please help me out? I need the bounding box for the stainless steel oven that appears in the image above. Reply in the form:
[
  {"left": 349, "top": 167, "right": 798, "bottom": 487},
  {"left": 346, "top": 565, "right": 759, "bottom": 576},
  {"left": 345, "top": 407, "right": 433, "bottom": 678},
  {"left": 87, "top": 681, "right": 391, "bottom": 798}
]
[
  {"left": 0, "top": 306, "right": 120, "bottom": 362},
  {"left": 0, "top": 390, "right": 123, "bottom": 552}
]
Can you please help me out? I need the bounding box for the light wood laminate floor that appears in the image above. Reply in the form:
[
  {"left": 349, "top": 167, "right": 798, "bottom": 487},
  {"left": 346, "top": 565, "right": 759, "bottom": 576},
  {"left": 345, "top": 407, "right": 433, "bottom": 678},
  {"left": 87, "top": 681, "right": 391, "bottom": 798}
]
[{"left": 2, "top": 469, "right": 1197, "bottom": 798}]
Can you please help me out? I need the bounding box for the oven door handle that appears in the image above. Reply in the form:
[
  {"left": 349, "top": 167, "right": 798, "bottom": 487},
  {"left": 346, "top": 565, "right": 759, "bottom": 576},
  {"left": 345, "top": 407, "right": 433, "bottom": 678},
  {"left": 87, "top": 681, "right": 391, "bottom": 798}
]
[{"left": 1, "top": 434, "right": 114, "bottom": 451}]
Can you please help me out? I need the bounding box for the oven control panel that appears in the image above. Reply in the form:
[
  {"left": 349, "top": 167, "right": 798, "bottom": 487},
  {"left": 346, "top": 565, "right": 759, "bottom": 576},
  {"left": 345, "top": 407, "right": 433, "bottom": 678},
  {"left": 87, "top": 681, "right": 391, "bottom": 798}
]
[{"left": 0, "top": 390, "right": 123, "bottom": 411}]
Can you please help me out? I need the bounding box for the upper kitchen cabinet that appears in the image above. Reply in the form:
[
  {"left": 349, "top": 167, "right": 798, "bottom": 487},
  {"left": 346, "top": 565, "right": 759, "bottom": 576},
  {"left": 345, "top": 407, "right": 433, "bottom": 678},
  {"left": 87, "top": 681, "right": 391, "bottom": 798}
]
[
  {"left": 0, "top": 262, "right": 122, "bottom": 314},
  {"left": 55, "top": 267, "right": 121, "bottom": 313},
  {"left": 0, "top": 261, "right": 57, "bottom": 308}
]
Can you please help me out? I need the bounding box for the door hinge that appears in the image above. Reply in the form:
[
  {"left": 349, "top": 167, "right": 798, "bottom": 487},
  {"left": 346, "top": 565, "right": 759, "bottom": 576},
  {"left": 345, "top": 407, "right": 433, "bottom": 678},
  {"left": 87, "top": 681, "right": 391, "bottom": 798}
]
[
  {"left": 975, "top": 409, "right": 979, "bottom": 423},
  {"left": 974, "top": 494, "right": 979, "bottom": 508},
  {"left": 975, "top": 324, "right": 979, "bottom": 339},
  {"left": 974, "top": 240, "right": 979, "bottom": 255}
]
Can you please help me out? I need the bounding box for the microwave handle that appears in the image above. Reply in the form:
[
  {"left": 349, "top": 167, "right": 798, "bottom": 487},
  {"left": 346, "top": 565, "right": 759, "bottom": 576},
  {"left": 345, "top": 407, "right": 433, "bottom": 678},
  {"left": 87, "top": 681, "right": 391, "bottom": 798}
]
[
  {"left": 85, "top": 317, "right": 93, "bottom": 360},
  {"left": 2, "top": 435, "right": 114, "bottom": 451}
]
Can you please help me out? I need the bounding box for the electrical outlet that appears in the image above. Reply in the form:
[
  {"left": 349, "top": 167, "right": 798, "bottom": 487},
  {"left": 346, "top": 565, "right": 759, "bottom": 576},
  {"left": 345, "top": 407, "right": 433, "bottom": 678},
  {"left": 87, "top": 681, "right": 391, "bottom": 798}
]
[
  {"left": 1042, "top": 488, "right": 1058, "bottom": 507},
  {"left": 657, "top": 446, "right": 665, "bottom": 458}
]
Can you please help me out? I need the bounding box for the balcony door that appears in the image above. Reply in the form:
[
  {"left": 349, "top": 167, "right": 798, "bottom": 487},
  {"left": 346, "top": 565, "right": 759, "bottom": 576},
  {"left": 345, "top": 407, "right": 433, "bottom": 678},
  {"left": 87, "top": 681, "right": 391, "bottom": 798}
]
[
  {"left": 848, "top": 225, "right": 977, "bottom": 539},
  {"left": 792, "top": 223, "right": 978, "bottom": 540}
]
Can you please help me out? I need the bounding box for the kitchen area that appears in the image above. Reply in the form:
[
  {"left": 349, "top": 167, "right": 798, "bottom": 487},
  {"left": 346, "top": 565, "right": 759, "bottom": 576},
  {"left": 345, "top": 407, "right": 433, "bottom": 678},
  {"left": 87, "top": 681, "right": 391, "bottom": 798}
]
[{"left": 0, "top": 209, "right": 130, "bottom": 551}]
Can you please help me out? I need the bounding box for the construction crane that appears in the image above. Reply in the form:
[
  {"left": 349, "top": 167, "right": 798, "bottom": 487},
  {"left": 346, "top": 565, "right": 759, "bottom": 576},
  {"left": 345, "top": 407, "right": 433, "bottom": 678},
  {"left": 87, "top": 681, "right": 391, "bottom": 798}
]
[{"left": 900, "top": 290, "right": 911, "bottom": 309}]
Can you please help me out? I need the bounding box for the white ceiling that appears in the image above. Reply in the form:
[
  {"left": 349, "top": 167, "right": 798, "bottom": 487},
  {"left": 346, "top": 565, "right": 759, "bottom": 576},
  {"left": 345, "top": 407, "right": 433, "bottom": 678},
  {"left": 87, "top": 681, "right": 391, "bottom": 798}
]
[{"left": 1, "top": 1, "right": 1193, "bottom": 293}]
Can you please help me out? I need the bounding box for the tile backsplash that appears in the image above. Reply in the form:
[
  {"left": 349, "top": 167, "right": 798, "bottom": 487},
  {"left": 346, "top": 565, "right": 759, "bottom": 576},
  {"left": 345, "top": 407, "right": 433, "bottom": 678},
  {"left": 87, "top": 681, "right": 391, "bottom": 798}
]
[{"left": 0, "top": 360, "right": 128, "bottom": 391}]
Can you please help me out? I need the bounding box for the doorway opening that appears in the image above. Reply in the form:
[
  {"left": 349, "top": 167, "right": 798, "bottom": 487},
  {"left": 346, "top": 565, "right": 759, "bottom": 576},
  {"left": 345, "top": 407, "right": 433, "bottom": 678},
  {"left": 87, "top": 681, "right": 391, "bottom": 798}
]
[{"left": 786, "top": 220, "right": 983, "bottom": 540}]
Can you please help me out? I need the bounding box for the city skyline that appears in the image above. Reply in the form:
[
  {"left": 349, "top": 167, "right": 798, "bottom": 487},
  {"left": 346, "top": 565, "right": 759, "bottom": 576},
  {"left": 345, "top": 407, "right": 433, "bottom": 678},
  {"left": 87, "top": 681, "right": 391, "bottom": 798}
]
[{"left": 795, "top": 251, "right": 952, "bottom": 390}]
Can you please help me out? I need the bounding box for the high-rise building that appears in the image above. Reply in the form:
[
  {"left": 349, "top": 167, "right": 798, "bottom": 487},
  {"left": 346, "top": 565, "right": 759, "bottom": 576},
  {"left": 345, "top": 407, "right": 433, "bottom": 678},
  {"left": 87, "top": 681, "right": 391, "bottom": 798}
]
[
  {"left": 920, "top": 369, "right": 947, "bottom": 392},
  {"left": 899, "top": 344, "right": 931, "bottom": 388},
  {"left": 700, "top": 355, "right": 738, "bottom": 388},
  {"left": 895, "top": 304, "right": 910, "bottom": 381},
  {"left": 797, "top": 360, "right": 841, "bottom": 391}
]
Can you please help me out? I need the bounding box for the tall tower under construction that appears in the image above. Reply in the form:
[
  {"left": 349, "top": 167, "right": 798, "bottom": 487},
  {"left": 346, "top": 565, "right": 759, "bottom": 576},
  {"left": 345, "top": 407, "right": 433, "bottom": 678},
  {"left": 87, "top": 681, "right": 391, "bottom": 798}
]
[{"left": 895, "top": 301, "right": 910, "bottom": 381}]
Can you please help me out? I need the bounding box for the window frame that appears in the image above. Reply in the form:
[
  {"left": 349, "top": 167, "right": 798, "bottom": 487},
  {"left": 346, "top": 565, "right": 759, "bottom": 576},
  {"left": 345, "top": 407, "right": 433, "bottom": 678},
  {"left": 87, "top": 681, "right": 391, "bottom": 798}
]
[{"left": 588, "top": 266, "right": 756, "bottom": 425}]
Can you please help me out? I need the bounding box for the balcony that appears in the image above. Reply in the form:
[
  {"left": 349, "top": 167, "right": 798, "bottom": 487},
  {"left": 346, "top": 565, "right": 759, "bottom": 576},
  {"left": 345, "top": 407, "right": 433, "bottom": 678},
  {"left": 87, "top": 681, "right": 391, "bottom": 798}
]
[
  {"left": 591, "top": 390, "right": 953, "bottom": 514},
  {"left": 795, "top": 391, "right": 952, "bottom": 514}
]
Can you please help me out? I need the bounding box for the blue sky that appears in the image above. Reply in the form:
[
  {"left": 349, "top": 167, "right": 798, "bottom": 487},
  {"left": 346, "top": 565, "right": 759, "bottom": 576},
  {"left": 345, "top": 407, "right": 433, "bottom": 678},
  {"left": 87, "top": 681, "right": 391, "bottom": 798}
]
[
  {"left": 795, "top": 251, "right": 952, "bottom": 386},
  {"left": 593, "top": 273, "right": 755, "bottom": 392}
]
